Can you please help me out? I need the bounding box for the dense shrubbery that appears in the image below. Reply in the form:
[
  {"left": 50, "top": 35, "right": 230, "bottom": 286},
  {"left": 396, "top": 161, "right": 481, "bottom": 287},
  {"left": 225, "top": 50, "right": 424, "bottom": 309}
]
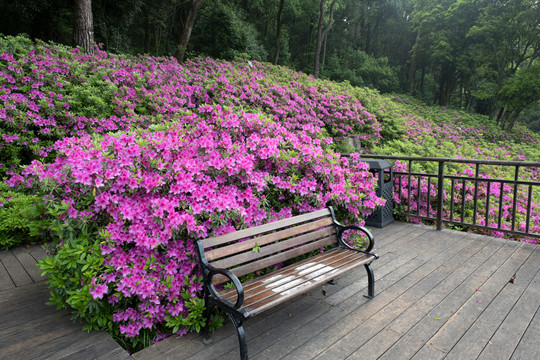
[
  {"left": 0, "top": 183, "right": 51, "bottom": 249},
  {"left": 0, "top": 36, "right": 384, "bottom": 351}
]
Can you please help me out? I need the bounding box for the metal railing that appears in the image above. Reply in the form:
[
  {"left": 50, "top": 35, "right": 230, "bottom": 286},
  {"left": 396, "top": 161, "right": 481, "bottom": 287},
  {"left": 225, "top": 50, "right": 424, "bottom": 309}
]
[{"left": 363, "top": 155, "right": 540, "bottom": 240}]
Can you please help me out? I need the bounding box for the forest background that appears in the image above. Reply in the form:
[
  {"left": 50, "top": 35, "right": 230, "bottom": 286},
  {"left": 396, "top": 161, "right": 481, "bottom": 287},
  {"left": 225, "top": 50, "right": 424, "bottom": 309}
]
[{"left": 0, "top": 0, "right": 539, "bottom": 133}]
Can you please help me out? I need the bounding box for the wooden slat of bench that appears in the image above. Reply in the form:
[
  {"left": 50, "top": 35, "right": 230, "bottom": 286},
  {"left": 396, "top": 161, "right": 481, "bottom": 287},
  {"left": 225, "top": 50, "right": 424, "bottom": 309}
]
[
  {"left": 205, "top": 217, "right": 334, "bottom": 261},
  {"left": 218, "top": 247, "right": 352, "bottom": 299},
  {"left": 245, "top": 250, "right": 374, "bottom": 316},
  {"left": 210, "top": 226, "right": 336, "bottom": 270},
  {"left": 231, "top": 250, "right": 366, "bottom": 306},
  {"left": 227, "top": 236, "right": 337, "bottom": 281},
  {"left": 244, "top": 252, "right": 369, "bottom": 310},
  {"left": 201, "top": 208, "right": 331, "bottom": 248}
]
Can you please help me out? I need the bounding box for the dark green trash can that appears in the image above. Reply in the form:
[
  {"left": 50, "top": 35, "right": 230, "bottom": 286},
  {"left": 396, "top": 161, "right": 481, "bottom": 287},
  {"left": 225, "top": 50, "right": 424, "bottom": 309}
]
[{"left": 363, "top": 159, "right": 394, "bottom": 228}]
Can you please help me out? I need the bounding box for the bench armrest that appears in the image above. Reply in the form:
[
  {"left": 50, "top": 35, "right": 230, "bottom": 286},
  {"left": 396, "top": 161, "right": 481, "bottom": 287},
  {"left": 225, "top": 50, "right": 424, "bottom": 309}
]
[
  {"left": 337, "top": 225, "right": 377, "bottom": 254},
  {"left": 207, "top": 267, "right": 245, "bottom": 309}
]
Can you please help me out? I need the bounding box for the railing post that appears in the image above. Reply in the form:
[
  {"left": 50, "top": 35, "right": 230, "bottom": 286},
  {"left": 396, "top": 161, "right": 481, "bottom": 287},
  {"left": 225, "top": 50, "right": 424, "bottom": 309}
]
[
  {"left": 437, "top": 160, "right": 445, "bottom": 230},
  {"left": 511, "top": 166, "right": 519, "bottom": 231}
]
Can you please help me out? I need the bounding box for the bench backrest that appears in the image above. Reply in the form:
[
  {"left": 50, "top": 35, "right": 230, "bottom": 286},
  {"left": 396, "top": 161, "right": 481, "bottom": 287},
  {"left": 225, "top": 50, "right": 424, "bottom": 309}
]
[{"left": 196, "top": 208, "right": 338, "bottom": 284}]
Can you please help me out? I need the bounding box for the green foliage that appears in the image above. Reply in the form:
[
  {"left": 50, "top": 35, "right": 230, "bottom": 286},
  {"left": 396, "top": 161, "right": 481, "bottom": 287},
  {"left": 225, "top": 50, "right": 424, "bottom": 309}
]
[
  {"left": 190, "top": 0, "right": 267, "bottom": 61},
  {"left": 0, "top": 0, "right": 72, "bottom": 46},
  {"left": 346, "top": 88, "right": 406, "bottom": 143},
  {"left": 1, "top": 0, "right": 537, "bottom": 118},
  {"left": 324, "top": 51, "right": 399, "bottom": 93},
  {"left": 498, "top": 64, "right": 540, "bottom": 114},
  {"left": 0, "top": 183, "right": 51, "bottom": 249},
  {"left": 164, "top": 281, "right": 206, "bottom": 334},
  {"left": 252, "top": 242, "right": 261, "bottom": 253},
  {"left": 38, "top": 229, "right": 113, "bottom": 330}
]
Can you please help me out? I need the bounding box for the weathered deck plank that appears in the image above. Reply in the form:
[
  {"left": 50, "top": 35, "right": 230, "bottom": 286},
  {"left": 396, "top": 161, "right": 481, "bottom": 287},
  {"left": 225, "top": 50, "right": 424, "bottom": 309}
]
[
  {"left": 510, "top": 305, "right": 540, "bottom": 360},
  {"left": 476, "top": 257, "right": 540, "bottom": 360},
  {"left": 0, "top": 249, "right": 33, "bottom": 287},
  {"left": 11, "top": 245, "right": 45, "bottom": 282},
  {"left": 0, "top": 245, "right": 131, "bottom": 360},
  {"left": 319, "top": 233, "right": 496, "bottom": 360},
  {"left": 376, "top": 240, "right": 529, "bottom": 360},
  {"left": 435, "top": 244, "right": 540, "bottom": 360},
  {"left": 132, "top": 222, "right": 540, "bottom": 360},
  {"left": 0, "top": 259, "right": 15, "bottom": 290}
]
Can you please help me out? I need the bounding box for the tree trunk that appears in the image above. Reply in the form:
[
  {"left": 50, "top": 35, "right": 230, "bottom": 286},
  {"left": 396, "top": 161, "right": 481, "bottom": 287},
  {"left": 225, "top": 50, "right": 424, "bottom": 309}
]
[
  {"left": 73, "top": 0, "right": 94, "bottom": 54},
  {"left": 420, "top": 66, "right": 425, "bottom": 97},
  {"left": 273, "top": 0, "right": 285, "bottom": 65},
  {"left": 408, "top": 58, "right": 416, "bottom": 96},
  {"left": 459, "top": 83, "right": 463, "bottom": 109},
  {"left": 464, "top": 89, "right": 470, "bottom": 111},
  {"left": 438, "top": 68, "right": 457, "bottom": 107},
  {"left": 314, "top": 0, "right": 338, "bottom": 78},
  {"left": 506, "top": 110, "right": 522, "bottom": 132},
  {"left": 499, "top": 107, "right": 508, "bottom": 129},
  {"left": 175, "top": 0, "right": 205, "bottom": 63},
  {"left": 144, "top": 11, "right": 150, "bottom": 54},
  {"left": 321, "top": 30, "right": 328, "bottom": 74}
]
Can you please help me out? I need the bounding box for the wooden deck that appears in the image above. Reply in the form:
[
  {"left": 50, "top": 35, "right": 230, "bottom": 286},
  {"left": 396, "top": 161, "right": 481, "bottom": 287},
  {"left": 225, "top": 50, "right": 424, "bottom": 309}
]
[
  {"left": 133, "top": 222, "right": 540, "bottom": 360},
  {"left": 1, "top": 223, "right": 539, "bottom": 360},
  {"left": 0, "top": 244, "right": 131, "bottom": 360}
]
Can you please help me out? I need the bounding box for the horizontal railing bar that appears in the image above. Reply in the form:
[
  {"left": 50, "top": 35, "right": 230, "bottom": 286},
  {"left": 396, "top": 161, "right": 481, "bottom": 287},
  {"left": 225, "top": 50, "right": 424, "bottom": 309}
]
[
  {"left": 361, "top": 154, "right": 540, "bottom": 167},
  {"left": 393, "top": 172, "right": 539, "bottom": 187}
]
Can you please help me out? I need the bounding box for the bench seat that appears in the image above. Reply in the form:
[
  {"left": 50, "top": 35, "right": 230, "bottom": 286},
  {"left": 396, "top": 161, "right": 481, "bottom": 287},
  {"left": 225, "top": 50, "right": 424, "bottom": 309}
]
[{"left": 219, "top": 247, "right": 375, "bottom": 317}]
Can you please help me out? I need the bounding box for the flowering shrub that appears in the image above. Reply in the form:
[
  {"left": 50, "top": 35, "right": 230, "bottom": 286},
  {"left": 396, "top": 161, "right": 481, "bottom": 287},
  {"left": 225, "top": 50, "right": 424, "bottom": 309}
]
[
  {"left": 1, "top": 36, "right": 384, "bottom": 351},
  {"left": 375, "top": 95, "right": 540, "bottom": 162}
]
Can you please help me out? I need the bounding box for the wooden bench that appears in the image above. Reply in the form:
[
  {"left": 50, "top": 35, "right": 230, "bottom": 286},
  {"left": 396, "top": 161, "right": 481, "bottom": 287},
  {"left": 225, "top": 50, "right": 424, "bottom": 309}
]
[{"left": 194, "top": 207, "right": 378, "bottom": 359}]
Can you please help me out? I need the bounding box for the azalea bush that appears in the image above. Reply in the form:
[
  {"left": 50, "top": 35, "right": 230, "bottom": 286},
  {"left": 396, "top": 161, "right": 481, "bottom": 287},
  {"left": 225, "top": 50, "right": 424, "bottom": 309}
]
[{"left": 13, "top": 108, "right": 382, "bottom": 351}]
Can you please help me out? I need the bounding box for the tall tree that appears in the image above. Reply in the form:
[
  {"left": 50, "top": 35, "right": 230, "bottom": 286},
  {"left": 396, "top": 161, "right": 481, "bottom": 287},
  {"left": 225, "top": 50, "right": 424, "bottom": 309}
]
[
  {"left": 467, "top": 0, "right": 540, "bottom": 120},
  {"left": 73, "top": 0, "right": 95, "bottom": 53},
  {"left": 314, "top": 0, "right": 338, "bottom": 78},
  {"left": 176, "top": 0, "right": 205, "bottom": 63},
  {"left": 497, "top": 64, "right": 540, "bottom": 131},
  {"left": 273, "top": 0, "right": 285, "bottom": 64},
  {"left": 410, "top": 0, "right": 479, "bottom": 106}
]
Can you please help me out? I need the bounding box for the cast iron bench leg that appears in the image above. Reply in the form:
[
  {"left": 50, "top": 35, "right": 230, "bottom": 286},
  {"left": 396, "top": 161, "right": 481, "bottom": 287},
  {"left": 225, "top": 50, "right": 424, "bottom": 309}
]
[
  {"left": 202, "top": 293, "right": 214, "bottom": 344},
  {"left": 229, "top": 314, "right": 248, "bottom": 360},
  {"left": 364, "top": 263, "right": 376, "bottom": 299}
]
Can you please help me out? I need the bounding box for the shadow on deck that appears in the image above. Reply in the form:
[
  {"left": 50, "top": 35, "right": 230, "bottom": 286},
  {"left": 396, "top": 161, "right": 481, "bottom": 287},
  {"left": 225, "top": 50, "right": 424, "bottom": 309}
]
[{"left": 1, "top": 223, "right": 539, "bottom": 359}]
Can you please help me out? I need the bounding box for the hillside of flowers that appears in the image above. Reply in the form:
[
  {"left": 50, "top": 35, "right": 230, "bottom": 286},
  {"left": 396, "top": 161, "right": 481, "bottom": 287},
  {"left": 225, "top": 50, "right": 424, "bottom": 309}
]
[
  {"left": 373, "top": 95, "right": 540, "bottom": 244},
  {"left": 0, "top": 36, "right": 384, "bottom": 351}
]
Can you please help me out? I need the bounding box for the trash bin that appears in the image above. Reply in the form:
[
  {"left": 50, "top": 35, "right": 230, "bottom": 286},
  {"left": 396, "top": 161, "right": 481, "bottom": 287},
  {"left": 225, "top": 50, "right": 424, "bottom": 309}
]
[{"left": 363, "top": 159, "right": 394, "bottom": 228}]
